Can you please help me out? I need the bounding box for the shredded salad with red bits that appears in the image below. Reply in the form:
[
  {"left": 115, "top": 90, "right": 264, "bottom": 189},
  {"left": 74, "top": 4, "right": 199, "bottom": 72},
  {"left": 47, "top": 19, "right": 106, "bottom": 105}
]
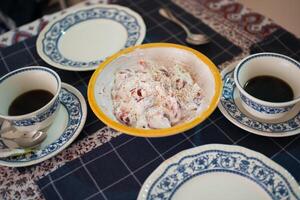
[{"left": 111, "top": 60, "right": 204, "bottom": 129}]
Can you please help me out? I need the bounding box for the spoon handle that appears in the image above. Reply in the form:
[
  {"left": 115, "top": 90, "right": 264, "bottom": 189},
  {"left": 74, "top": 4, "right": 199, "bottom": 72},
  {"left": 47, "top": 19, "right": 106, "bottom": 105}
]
[
  {"left": 159, "top": 8, "right": 191, "bottom": 34},
  {"left": 0, "top": 148, "right": 33, "bottom": 158}
]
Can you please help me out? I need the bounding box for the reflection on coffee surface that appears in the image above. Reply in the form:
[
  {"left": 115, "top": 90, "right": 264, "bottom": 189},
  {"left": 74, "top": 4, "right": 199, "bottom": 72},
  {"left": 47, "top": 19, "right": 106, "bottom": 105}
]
[
  {"left": 8, "top": 90, "right": 54, "bottom": 116},
  {"left": 244, "top": 76, "right": 294, "bottom": 103}
]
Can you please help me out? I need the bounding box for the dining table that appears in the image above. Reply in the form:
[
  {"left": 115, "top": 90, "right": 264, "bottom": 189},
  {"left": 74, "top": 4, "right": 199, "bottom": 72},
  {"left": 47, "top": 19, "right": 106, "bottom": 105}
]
[{"left": 0, "top": 0, "right": 299, "bottom": 199}]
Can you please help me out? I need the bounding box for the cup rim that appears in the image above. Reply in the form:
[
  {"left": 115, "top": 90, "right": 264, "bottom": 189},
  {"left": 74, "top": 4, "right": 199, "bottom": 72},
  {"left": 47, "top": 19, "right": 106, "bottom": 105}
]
[
  {"left": 234, "top": 52, "right": 300, "bottom": 107},
  {"left": 0, "top": 66, "right": 61, "bottom": 119}
]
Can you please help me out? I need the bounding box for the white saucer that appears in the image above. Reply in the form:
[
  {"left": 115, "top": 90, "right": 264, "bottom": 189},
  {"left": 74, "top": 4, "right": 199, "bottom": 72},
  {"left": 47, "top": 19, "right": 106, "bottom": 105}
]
[
  {"left": 36, "top": 4, "right": 146, "bottom": 71},
  {"left": 138, "top": 144, "right": 300, "bottom": 200},
  {"left": 0, "top": 83, "right": 87, "bottom": 167},
  {"left": 218, "top": 62, "right": 300, "bottom": 137}
]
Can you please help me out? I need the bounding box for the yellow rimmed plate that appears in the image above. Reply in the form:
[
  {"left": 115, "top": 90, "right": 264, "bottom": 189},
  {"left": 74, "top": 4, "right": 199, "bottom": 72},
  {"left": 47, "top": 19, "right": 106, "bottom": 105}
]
[{"left": 88, "top": 43, "right": 222, "bottom": 137}]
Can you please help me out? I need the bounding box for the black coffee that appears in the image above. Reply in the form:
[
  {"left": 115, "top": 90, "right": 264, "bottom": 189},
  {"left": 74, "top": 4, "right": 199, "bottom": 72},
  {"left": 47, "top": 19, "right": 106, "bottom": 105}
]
[
  {"left": 8, "top": 90, "right": 54, "bottom": 116},
  {"left": 244, "top": 76, "right": 294, "bottom": 102}
]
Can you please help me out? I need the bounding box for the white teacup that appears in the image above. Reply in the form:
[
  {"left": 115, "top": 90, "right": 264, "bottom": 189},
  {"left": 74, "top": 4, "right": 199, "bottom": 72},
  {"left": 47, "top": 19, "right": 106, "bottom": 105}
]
[
  {"left": 0, "top": 66, "right": 61, "bottom": 135},
  {"left": 234, "top": 53, "right": 300, "bottom": 120}
]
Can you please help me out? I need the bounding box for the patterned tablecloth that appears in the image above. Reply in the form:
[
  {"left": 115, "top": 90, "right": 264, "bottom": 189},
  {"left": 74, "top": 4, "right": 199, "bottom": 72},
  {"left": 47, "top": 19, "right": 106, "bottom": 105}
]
[{"left": 1, "top": 0, "right": 299, "bottom": 199}]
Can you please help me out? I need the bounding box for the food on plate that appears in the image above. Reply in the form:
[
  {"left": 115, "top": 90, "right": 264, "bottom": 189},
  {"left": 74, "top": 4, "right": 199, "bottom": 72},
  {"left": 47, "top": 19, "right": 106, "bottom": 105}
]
[{"left": 111, "top": 60, "right": 204, "bottom": 129}]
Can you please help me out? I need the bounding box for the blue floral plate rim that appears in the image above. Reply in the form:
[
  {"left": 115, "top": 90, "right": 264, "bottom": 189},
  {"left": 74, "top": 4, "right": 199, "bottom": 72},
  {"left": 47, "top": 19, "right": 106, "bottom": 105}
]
[
  {"left": 218, "top": 62, "right": 300, "bottom": 137},
  {"left": 0, "top": 83, "right": 87, "bottom": 167},
  {"left": 36, "top": 4, "right": 146, "bottom": 71},
  {"left": 138, "top": 144, "right": 300, "bottom": 200}
]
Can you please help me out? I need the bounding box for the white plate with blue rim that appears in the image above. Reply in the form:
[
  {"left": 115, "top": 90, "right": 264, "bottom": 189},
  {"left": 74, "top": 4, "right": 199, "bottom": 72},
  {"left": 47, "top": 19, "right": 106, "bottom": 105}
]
[
  {"left": 36, "top": 4, "right": 146, "bottom": 71},
  {"left": 0, "top": 83, "right": 87, "bottom": 167},
  {"left": 138, "top": 144, "right": 300, "bottom": 200},
  {"left": 218, "top": 62, "right": 300, "bottom": 137}
]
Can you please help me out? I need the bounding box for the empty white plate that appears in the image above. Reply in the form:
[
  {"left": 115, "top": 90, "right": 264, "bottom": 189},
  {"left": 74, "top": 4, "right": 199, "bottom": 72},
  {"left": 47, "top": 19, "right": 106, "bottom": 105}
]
[
  {"left": 138, "top": 144, "right": 300, "bottom": 200},
  {"left": 37, "top": 4, "right": 146, "bottom": 71}
]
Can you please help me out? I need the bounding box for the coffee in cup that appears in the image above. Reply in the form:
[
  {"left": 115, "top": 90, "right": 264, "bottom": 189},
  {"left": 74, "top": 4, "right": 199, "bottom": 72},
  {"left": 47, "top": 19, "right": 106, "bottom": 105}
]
[{"left": 0, "top": 66, "right": 61, "bottom": 145}]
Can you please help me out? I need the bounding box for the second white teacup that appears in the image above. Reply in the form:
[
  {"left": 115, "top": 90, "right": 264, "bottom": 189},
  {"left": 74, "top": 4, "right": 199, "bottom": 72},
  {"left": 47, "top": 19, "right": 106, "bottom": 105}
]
[
  {"left": 234, "top": 53, "right": 300, "bottom": 120},
  {"left": 0, "top": 66, "right": 61, "bottom": 136}
]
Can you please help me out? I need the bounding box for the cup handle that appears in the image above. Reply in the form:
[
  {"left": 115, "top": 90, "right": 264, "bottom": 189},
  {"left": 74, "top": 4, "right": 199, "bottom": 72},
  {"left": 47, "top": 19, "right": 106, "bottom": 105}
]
[{"left": 0, "top": 119, "right": 19, "bottom": 140}]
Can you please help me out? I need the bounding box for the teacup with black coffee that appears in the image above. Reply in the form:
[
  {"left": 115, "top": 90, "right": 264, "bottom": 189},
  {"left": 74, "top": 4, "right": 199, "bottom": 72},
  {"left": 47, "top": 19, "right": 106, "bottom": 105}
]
[
  {"left": 0, "top": 66, "right": 61, "bottom": 145},
  {"left": 234, "top": 53, "right": 300, "bottom": 120}
]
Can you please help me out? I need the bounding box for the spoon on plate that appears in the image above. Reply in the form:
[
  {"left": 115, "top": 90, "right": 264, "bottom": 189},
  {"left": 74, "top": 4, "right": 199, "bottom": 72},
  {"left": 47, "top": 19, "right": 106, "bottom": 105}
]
[
  {"left": 159, "top": 8, "right": 210, "bottom": 45},
  {"left": 0, "top": 148, "right": 35, "bottom": 158},
  {"left": 0, "top": 129, "right": 47, "bottom": 148},
  {"left": 0, "top": 129, "right": 47, "bottom": 158}
]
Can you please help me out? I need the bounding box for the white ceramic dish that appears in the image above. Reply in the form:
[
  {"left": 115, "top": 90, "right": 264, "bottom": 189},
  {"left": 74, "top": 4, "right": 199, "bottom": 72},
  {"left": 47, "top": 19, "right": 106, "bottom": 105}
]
[
  {"left": 37, "top": 4, "right": 146, "bottom": 71},
  {"left": 0, "top": 83, "right": 87, "bottom": 167},
  {"left": 88, "top": 43, "right": 222, "bottom": 137},
  {"left": 218, "top": 62, "right": 300, "bottom": 137},
  {"left": 138, "top": 144, "right": 300, "bottom": 200}
]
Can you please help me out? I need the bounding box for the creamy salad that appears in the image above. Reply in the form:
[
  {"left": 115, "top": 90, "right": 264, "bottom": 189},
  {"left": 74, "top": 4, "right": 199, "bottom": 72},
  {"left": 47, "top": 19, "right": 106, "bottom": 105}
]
[{"left": 111, "top": 60, "right": 204, "bottom": 129}]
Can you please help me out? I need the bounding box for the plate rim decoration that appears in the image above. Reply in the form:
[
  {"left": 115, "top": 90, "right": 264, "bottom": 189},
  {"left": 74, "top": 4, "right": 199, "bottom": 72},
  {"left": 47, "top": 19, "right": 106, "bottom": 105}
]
[
  {"left": 36, "top": 4, "right": 146, "bottom": 71},
  {"left": 138, "top": 144, "right": 300, "bottom": 200},
  {"left": 0, "top": 83, "right": 87, "bottom": 167}
]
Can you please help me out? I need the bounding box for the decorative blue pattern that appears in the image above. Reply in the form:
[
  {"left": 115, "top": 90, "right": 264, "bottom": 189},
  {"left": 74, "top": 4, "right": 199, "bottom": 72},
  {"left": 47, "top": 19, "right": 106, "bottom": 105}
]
[
  {"left": 220, "top": 70, "right": 300, "bottom": 133},
  {"left": 42, "top": 7, "right": 142, "bottom": 68},
  {"left": 12, "top": 98, "right": 60, "bottom": 126},
  {"left": 0, "top": 67, "right": 61, "bottom": 126},
  {"left": 236, "top": 53, "right": 300, "bottom": 85},
  {"left": 147, "top": 149, "right": 299, "bottom": 200},
  {"left": 240, "top": 93, "right": 293, "bottom": 114},
  {"left": 236, "top": 53, "right": 299, "bottom": 115},
  {"left": 0, "top": 87, "right": 83, "bottom": 162},
  {"left": 0, "top": 67, "right": 60, "bottom": 85}
]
